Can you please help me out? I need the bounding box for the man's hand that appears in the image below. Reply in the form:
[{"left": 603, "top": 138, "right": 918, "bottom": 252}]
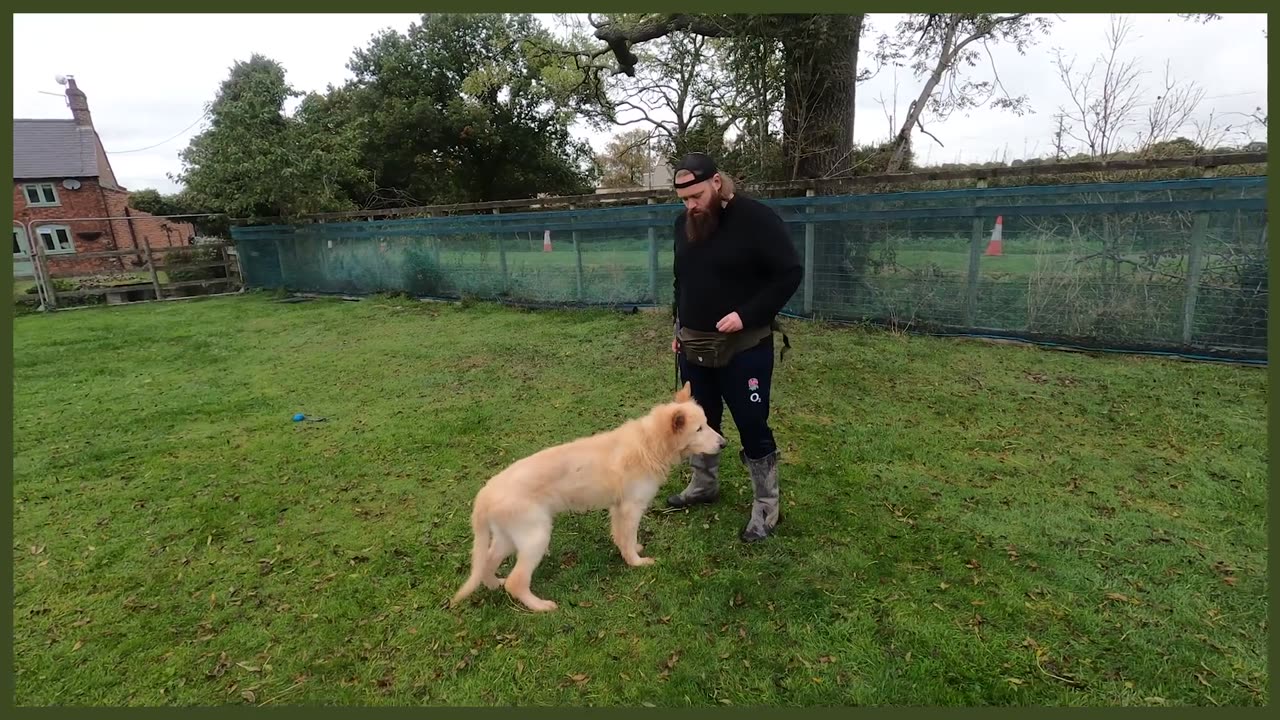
[
  {"left": 672, "top": 337, "right": 680, "bottom": 353},
  {"left": 716, "top": 312, "right": 743, "bottom": 333}
]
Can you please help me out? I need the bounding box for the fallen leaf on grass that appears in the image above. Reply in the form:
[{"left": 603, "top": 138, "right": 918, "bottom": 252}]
[
  {"left": 72, "top": 639, "right": 84, "bottom": 652},
  {"left": 208, "top": 652, "right": 231, "bottom": 678},
  {"left": 1005, "top": 677, "right": 1025, "bottom": 685},
  {"left": 30, "top": 545, "right": 45, "bottom": 555},
  {"left": 818, "top": 655, "right": 836, "bottom": 664},
  {"left": 658, "top": 651, "right": 682, "bottom": 680},
  {"left": 241, "top": 690, "right": 257, "bottom": 704}
]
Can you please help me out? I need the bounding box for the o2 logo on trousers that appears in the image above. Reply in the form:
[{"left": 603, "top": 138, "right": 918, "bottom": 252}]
[{"left": 748, "top": 377, "right": 761, "bottom": 403}]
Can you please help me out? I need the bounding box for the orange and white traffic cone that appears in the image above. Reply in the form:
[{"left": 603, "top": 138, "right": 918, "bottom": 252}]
[
  {"left": 984, "top": 215, "right": 1004, "bottom": 256},
  {"left": 543, "top": 230, "right": 552, "bottom": 252}
]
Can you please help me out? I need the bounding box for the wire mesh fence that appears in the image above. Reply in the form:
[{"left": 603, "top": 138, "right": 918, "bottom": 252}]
[{"left": 230, "top": 175, "right": 1267, "bottom": 359}]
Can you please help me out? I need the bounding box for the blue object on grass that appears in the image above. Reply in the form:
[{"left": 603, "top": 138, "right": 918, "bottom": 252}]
[{"left": 293, "top": 413, "right": 306, "bottom": 422}]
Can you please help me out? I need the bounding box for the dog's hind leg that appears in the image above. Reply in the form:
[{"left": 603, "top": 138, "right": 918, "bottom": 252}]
[
  {"left": 502, "top": 515, "right": 557, "bottom": 612},
  {"left": 449, "top": 512, "right": 495, "bottom": 608},
  {"left": 480, "top": 530, "right": 514, "bottom": 590}
]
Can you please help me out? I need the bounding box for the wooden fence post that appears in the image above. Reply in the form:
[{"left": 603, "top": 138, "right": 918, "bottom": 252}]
[
  {"left": 492, "top": 208, "right": 508, "bottom": 294},
  {"left": 1181, "top": 167, "right": 1218, "bottom": 345},
  {"left": 647, "top": 197, "right": 659, "bottom": 304},
  {"left": 803, "top": 189, "right": 816, "bottom": 316},
  {"left": 964, "top": 179, "right": 989, "bottom": 327},
  {"left": 571, "top": 204, "right": 584, "bottom": 302}
]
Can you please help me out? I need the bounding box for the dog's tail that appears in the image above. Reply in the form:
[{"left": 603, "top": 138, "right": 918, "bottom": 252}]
[{"left": 448, "top": 504, "right": 492, "bottom": 608}]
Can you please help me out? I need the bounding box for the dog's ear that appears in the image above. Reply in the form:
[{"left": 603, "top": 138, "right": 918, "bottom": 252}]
[
  {"left": 670, "top": 406, "right": 687, "bottom": 434},
  {"left": 674, "top": 381, "right": 692, "bottom": 404}
]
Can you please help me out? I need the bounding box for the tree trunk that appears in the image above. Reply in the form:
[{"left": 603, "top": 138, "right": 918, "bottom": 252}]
[
  {"left": 777, "top": 15, "right": 866, "bottom": 314},
  {"left": 781, "top": 14, "right": 862, "bottom": 180},
  {"left": 886, "top": 18, "right": 959, "bottom": 173}
]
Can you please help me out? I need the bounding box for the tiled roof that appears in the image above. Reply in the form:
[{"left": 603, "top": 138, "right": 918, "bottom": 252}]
[{"left": 13, "top": 119, "right": 99, "bottom": 179}]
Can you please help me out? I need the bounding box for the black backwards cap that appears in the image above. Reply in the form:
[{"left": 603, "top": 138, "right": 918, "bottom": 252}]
[{"left": 673, "top": 153, "right": 718, "bottom": 189}]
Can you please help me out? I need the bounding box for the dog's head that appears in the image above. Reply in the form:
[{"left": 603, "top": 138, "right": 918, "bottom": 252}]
[{"left": 661, "top": 382, "right": 727, "bottom": 457}]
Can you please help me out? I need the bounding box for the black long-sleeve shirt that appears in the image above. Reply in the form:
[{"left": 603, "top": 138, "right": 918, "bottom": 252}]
[{"left": 672, "top": 193, "right": 803, "bottom": 332}]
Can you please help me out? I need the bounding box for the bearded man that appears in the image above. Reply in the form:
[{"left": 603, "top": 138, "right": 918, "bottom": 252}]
[{"left": 666, "top": 152, "right": 803, "bottom": 543}]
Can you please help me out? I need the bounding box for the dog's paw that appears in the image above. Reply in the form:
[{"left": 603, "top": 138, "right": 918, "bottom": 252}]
[
  {"left": 482, "top": 576, "right": 504, "bottom": 590},
  {"left": 528, "top": 599, "right": 558, "bottom": 612},
  {"left": 636, "top": 544, "right": 644, "bottom": 553},
  {"left": 628, "top": 556, "right": 656, "bottom": 567}
]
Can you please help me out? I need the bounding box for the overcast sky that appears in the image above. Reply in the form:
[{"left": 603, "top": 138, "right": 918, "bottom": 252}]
[{"left": 13, "top": 13, "right": 1267, "bottom": 195}]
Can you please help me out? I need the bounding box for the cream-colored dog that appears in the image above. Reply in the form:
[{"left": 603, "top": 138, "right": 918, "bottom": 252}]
[{"left": 449, "top": 382, "right": 726, "bottom": 612}]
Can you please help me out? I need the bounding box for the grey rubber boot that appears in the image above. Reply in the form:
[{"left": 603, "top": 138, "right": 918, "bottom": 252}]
[
  {"left": 739, "top": 449, "right": 780, "bottom": 542},
  {"left": 666, "top": 451, "right": 721, "bottom": 508}
]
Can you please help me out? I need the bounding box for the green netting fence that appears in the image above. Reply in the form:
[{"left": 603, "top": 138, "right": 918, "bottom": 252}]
[{"left": 230, "top": 176, "right": 1268, "bottom": 360}]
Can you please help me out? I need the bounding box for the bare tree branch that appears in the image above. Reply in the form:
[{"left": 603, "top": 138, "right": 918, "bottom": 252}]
[{"left": 881, "top": 13, "right": 1049, "bottom": 172}]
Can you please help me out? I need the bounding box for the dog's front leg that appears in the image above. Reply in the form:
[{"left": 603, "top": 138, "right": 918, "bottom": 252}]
[{"left": 610, "top": 501, "right": 654, "bottom": 567}]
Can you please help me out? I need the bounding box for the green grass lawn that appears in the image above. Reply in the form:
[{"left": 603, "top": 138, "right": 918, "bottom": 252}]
[{"left": 12, "top": 294, "right": 1267, "bottom": 706}]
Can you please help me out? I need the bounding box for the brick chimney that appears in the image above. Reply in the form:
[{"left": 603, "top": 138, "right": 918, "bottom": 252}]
[{"left": 64, "top": 76, "right": 93, "bottom": 128}]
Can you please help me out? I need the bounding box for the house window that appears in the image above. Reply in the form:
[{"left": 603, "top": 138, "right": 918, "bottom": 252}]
[
  {"left": 13, "top": 226, "right": 27, "bottom": 257},
  {"left": 35, "top": 225, "right": 75, "bottom": 255},
  {"left": 22, "top": 183, "right": 60, "bottom": 207}
]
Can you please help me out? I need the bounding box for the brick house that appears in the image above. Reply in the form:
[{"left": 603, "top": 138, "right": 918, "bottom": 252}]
[{"left": 12, "top": 77, "right": 196, "bottom": 280}]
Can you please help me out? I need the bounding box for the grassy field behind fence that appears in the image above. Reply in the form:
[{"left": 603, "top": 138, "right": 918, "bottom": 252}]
[{"left": 12, "top": 294, "right": 1267, "bottom": 706}]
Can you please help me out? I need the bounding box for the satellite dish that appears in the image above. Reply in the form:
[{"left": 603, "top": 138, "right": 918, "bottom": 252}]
[
  {"left": 62, "top": 179, "right": 81, "bottom": 190},
  {"left": 55, "top": 75, "right": 68, "bottom": 86}
]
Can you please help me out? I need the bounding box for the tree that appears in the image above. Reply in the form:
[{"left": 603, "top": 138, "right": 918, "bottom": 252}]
[
  {"left": 174, "top": 54, "right": 370, "bottom": 219},
  {"left": 875, "top": 13, "right": 1054, "bottom": 172},
  {"left": 596, "top": 129, "right": 657, "bottom": 188},
  {"left": 127, "top": 189, "right": 191, "bottom": 218},
  {"left": 573, "top": 13, "right": 868, "bottom": 180},
  {"left": 596, "top": 31, "right": 735, "bottom": 164},
  {"left": 1053, "top": 15, "right": 1225, "bottom": 159},
  {"left": 328, "top": 13, "right": 599, "bottom": 205},
  {"left": 1052, "top": 16, "right": 1144, "bottom": 158},
  {"left": 1135, "top": 61, "right": 1207, "bottom": 152}
]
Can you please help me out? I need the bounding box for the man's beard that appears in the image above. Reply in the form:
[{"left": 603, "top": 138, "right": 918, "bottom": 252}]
[{"left": 685, "top": 200, "right": 722, "bottom": 242}]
